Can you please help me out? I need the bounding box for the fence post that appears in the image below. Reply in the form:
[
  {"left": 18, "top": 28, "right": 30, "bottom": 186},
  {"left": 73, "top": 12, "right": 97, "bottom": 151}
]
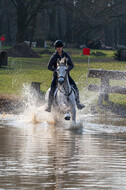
[{"left": 97, "top": 76, "right": 109, "bottom": 105}]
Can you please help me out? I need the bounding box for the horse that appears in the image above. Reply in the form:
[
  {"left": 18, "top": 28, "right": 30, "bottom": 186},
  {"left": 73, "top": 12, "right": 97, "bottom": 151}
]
[{"left": 45, "top": 57, "right": 76, "bottom": 123}]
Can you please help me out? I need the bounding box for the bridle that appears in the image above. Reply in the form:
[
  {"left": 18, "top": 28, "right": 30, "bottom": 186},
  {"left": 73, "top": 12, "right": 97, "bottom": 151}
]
[
  {"left": 58, "top": 76, "right": 65, "bottom": 80},
  {"left": 57, "top": 72, "right": 72, "bottom": 97},
  {"left": 58, "top": 84, "right": 72, "bottom": 97}
]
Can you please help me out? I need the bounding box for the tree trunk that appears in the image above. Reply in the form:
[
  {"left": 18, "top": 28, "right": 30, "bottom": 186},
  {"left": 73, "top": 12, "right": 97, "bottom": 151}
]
[{"left": 30, "top": 14, "right": 37, "bottom": 47}]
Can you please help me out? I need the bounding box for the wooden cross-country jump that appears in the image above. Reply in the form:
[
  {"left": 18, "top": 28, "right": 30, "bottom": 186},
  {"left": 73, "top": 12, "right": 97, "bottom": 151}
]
[{"left": 88, "top": 69, "right": 126, "bottom": 105}]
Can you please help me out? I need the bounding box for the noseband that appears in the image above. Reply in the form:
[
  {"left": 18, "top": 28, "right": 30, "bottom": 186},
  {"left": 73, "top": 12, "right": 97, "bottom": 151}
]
[
  {"left": 57, "top": 70, "right": 72, "bottom": 97},
  {"left": 58, "top": 76, "right": 65, "bottom": 80}
]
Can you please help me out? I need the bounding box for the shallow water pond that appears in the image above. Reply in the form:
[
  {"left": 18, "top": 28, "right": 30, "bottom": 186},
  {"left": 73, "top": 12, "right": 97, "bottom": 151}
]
[{"left": 0, "top": 113, "right": 126, "bottom": 190}]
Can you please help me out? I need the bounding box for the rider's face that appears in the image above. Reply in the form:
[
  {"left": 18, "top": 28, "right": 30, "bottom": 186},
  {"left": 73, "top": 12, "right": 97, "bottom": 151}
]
[{"left": 56, "top": 47, "right": 63, "bottom": 54}]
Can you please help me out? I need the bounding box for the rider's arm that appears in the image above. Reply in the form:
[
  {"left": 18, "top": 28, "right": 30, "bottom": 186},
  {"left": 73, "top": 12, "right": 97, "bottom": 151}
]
[
  {"left": 47, "top": 55, "right": 57, "bottom": 71},
  {"left": 67, "top": 54, "right": 74, "bottom": 72}
]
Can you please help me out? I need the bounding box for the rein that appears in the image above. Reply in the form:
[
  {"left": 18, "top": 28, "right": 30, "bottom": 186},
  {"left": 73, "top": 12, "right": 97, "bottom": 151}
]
[
  {"left": 58, "top": 76, "right": 73, "bottom": 97},
  {"left": 57, "top": 59, "right": 72, "bottom": 97},
  {"left": 58, "top": 85, "right": 72, "bottom": 97}
]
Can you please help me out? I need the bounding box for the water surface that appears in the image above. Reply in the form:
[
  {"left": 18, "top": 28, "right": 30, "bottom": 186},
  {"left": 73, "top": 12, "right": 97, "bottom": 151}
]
[{"left": 0, "top": 114, "right": 126, "bottom": 190}]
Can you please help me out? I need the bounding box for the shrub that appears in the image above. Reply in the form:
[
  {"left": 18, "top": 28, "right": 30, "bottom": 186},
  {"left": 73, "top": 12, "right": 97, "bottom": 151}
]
[
  {"left": 114, "top": 49, "right": 126, "bottom": 61},
  {"left": 91, "top": 51, "right": 106, "bottom": 56}
]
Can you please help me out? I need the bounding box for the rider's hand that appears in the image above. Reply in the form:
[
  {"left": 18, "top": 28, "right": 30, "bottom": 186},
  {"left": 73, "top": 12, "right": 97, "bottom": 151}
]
[
  {"left": 53, "top": 70, "right": 57, "bottom": 77},
  {"left": 66, "top": 68, "right": 69, "bottom": 74}
]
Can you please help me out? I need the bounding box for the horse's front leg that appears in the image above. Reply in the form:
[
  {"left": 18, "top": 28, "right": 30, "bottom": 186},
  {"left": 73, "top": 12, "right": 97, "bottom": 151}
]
[
  {"left": 69, "top": 95, "right": 76, "bottom": 123},
  {"left": 71, "top": 103, "right": 76, "bottom": 123}
]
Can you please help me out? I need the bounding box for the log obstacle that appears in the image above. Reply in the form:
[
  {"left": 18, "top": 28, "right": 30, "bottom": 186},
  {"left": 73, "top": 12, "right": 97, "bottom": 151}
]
[{"left": 88, "top": 69, "right": 126, "bottom": 105}]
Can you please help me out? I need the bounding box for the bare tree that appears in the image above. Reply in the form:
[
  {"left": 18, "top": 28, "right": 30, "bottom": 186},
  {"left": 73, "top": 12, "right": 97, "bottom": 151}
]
[
  {"left": 67, "top": 0, "right": 126, "bottom": 45},
  {"left": 2, "top": 0, "right": 126, "bottom": 46},
  {"left": 11, "top": 0, "right": 46, "bottom": 42}
]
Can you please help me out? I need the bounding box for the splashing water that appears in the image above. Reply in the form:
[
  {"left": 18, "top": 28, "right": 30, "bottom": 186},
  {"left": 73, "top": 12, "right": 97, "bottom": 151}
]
[
  {"left": 20, "top": 83, "right": 55, "bottom": 125},
  {"left": 1, "top": 82, "right": 126, "bottom": 134},
  {"left": 15, "top": 83, "right": 86, "bottom": 129}
]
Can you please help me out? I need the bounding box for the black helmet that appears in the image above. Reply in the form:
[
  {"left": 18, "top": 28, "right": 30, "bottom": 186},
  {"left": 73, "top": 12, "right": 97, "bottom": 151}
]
[{"left": 54, "top": 40, "right": 63, "bottom": 48}]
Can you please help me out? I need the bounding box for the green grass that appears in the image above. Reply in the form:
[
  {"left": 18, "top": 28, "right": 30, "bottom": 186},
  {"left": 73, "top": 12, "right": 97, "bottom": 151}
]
[
  {"left": 0, "top": 47, "right": 126, "bottom": 105},
  {"left": 0, "top": 57, "right": 50, "bottom": 94}
]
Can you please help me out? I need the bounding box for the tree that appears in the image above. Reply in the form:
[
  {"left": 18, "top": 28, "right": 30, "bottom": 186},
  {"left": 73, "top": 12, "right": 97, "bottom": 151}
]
[
  {"left": 11, "top": 0, "right": 46, "bottom": 42},
  {"left": 0, "top": 0, "right": 16, "bottom": 43},
  {"left": 2, "top": 0, "right": 126, "bottom": 46},
  {"left": 67, "top": 0, "right": 126, "bottom": 45}
]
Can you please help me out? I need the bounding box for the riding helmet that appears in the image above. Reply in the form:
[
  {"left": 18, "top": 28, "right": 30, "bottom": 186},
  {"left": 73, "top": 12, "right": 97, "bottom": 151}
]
[{"left": 54, "top": 40, "right": 63, "bottom": 48}]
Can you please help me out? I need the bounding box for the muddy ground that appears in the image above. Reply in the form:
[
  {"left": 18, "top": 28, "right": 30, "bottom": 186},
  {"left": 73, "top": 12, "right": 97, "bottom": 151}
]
[
  {"left": 0, "top": 94, "right": 24, "bottom": 114},
  {"left": 7, "top": 42, "right": 41, "bottom": 58}
]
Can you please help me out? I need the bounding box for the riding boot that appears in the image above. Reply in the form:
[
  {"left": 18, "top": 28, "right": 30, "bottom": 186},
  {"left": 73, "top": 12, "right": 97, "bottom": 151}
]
[
  {"left": 45, "top": 90, "right": 53, "bottom": 112},
  {"left": 76, "top": 88, "right": 85, "bottom": 110}
]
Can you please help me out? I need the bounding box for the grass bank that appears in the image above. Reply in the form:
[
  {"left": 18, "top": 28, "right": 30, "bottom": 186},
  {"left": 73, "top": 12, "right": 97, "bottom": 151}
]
[{"left": 0, "top": 48, "right": 126, "bottom": 107}]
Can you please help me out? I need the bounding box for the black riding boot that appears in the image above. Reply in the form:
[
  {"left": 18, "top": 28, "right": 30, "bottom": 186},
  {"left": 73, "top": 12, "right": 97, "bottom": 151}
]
[
  {"left": 76, "top": 88, "right": 85, "bottom": 110},
  {"left": 45, "top": 90, "right": 53, "bottom": 112}
]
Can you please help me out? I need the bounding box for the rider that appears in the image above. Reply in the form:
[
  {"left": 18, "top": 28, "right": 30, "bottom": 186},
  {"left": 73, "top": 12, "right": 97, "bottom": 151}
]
[{"left": 45, "top": 40, "right": 85, "bottom": 112}]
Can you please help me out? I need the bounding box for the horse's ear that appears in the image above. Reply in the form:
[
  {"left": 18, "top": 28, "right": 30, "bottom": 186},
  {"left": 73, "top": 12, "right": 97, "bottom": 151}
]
[
  {"left": 66, "top": 58, "right": 69, "bottom": 67},
  {"left": 57, "top": 58, "right": 60, "bottom": 67},
  {"left": 64, "top": 57, "right": 67, "bottom": 65}
]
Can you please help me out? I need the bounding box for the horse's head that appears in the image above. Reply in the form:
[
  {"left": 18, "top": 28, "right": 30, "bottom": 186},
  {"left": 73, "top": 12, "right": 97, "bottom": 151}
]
[{"left": 57, "top": 57, "right": 68, "bottom": 84}]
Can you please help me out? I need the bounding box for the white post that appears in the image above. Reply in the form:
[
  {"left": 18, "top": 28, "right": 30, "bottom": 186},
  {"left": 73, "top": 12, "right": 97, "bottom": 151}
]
[
  {"left": 86, "top": 56, "right": 90, "bottom": 87},
  {"left": 44, "top": 41, "right": 47, "bottom": 48}
]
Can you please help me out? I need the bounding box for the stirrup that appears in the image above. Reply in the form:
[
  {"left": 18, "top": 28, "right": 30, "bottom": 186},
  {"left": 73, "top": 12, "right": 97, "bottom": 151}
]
[{"left": 77, "top": 102, "right": 85, "bottom": 110}]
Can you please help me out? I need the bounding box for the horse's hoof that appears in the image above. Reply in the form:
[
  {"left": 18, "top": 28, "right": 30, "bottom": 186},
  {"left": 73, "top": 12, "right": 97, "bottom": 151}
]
[
  {"left": 64, "top": 113, "right": 70, "bottom": 120},
  {"left": 65, "top": 116, "right": 70, "bottom": 120}
]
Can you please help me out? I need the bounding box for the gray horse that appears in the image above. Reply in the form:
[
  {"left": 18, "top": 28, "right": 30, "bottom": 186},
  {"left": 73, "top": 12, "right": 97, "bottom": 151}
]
[{"left": 45, "top": 57, "right": 76, "bottom": 123}]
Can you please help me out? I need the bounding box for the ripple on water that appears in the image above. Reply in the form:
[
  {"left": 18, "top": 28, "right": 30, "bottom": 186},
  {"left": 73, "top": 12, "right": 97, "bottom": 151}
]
[{"left": 0, "top": 112, "right": 126, "bottom": 189}]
